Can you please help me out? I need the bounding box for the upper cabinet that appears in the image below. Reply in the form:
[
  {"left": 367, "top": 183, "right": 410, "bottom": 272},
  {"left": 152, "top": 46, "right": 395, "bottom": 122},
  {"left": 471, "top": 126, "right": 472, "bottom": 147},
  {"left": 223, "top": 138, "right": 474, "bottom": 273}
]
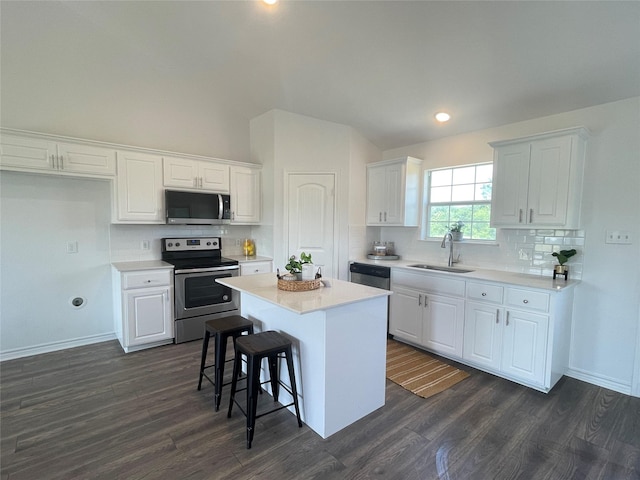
[
  {"left": 366, "top": 156, "right": 422, "bottom": 226},
  {"left": 230, "top": 165, "right": 261, "bottom": 224},
  {"left": 113, "top": 151, "right": 164, "bottom": 223},
  {"left": 0, "top": 132, "right": 116, "bottom": 177},
  {"left": 490, "top": 127, "right": 588, "bottom": 229},
  {"left": 163, "top": 156, "right": 230, "bottom": 193}
]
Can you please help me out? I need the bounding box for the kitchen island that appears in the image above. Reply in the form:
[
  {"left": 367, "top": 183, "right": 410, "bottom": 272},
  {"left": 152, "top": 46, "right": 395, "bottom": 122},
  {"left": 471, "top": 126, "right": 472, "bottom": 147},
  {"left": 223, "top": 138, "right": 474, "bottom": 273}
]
[{"left": 216, "top": 273, "right": 392, "bottom": 439}]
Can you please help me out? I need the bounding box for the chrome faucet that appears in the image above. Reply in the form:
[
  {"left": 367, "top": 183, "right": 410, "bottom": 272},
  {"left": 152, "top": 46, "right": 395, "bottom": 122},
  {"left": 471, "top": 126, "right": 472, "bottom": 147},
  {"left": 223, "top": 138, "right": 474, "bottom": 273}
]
[{"left": 441, "top": 232, "right": 455, "bottom": 267}]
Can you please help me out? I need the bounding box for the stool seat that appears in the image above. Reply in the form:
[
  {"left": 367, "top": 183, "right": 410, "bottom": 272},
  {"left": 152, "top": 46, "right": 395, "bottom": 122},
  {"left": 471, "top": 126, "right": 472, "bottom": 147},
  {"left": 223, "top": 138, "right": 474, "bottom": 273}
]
[
  {"left": 198, "top": 315, "right": 254, "bottom": 411},
  {"left": 228, "top": 330, "right": 302, "bottom": 449}
]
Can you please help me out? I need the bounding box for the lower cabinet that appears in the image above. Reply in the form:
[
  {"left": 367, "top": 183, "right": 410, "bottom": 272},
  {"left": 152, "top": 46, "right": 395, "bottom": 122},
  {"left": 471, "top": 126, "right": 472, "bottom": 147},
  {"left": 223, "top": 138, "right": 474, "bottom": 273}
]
[
  {"left": 390, "top": 270, "right": 574, "bottom": 393},
  {"left": 113, "top": 266, "right": 174, "bottom": 353}
]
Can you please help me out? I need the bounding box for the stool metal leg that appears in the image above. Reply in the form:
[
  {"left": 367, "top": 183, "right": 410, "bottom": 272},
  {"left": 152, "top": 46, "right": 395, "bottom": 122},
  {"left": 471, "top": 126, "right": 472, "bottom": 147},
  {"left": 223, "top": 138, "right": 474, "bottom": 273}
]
[
  {"left": 197, "top": 330, "right": 211, "bottom": 391},
  {"left": 213, "top": 333, "right": 228, "bottom": 412},
  {"left": 246, "top": 355, "right": 262, "bottom": 449},
  {"left": 285, "top": 346, "right": 303, "bottom": 428},
  {"left": 267, "top": 354, "right": 280, "bottom": 402},
  {"left": 227, "top": 349, "right": 242, "bottom": 419}
]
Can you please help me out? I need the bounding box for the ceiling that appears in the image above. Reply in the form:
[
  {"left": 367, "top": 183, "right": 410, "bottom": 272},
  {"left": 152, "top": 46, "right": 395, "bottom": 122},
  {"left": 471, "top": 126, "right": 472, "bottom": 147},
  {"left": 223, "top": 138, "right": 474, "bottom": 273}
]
[{"left": 1, "top": 1, "right": 639, "bottom": 161}]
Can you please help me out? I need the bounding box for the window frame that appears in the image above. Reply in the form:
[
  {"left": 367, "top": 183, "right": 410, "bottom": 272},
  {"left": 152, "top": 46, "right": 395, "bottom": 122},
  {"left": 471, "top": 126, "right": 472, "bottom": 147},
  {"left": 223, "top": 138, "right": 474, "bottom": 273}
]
[{"left": 421, "top": 162, "right": 496, "bottom": 242}]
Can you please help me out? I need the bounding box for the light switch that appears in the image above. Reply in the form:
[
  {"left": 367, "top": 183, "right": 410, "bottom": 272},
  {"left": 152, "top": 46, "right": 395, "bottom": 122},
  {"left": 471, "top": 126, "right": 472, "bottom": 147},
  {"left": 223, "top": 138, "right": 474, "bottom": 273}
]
[
  {"left": 605, "top": 230, "right": 633, "bottom": 245},
  {"left": 66, "top": 241, "right": 79, "bottom": 253}
]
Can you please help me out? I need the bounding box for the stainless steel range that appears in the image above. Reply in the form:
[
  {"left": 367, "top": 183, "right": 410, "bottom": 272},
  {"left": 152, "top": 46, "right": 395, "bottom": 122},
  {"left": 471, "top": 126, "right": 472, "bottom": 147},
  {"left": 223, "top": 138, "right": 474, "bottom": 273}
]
[{"left": 161, "top": 237, "right": 240, "bottom": 343}]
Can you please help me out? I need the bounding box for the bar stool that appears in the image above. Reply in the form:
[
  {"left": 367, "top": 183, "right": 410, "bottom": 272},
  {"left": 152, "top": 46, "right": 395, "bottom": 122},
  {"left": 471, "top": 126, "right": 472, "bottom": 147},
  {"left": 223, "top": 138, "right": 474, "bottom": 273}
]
[
  {"left": 197, "top": 315, "right": 254, "bottom": 411},
  {"left": 227, "top": 330, "right": 302, "bottom": 449}
]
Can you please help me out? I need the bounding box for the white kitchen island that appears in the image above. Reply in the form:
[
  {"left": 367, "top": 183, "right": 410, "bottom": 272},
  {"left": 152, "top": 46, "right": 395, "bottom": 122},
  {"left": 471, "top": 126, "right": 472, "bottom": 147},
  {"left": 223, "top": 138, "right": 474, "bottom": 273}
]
[{"left": 216, "top": 273, "right": 392, "bottom": 439}]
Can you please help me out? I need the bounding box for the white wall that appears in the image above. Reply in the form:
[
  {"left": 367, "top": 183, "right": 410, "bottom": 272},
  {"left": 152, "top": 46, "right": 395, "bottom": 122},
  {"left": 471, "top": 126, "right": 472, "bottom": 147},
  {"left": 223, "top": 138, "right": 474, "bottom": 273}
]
[
  {"left": 0, "top": 172, "right": 114, "bottom": 354},
  {"left": 250, "top": 109, "right": 374, "bottom": 280},
  {"left": 380, "top": 97, "right": 640, "bottom": 394}
]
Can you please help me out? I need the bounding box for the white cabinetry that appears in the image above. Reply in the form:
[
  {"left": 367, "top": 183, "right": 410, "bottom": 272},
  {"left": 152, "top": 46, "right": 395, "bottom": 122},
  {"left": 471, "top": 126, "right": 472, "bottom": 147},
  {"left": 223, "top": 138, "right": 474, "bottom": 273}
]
[
  {"left": 0, "top": 131, "right": 116, "bottom": 177},
  {"left": 112, "top": 266, "right": 174, "bottom": 353},
  {"left": 240, "top": 260, "right": 272, "bottom": 276},
  {"left": 490, "top": 127, "right": 588, "bottom": 228},
  {"left": 462, "top": 280, "right": 571, "bottom": 392},
  {"left": 230, "top": 165, "right": 261, "bottom": 224},
  {"left": 390, "top": 270, "right": 465, "bottom": 358},
  {"left": 113, "top": 151, "right": 165, "bottom": 223},
  {"left": 366, "top": 156, "right": 422, "bottom": 226},
  {"left": 163, "top": 156, "right": 230, "bottom": 193}
]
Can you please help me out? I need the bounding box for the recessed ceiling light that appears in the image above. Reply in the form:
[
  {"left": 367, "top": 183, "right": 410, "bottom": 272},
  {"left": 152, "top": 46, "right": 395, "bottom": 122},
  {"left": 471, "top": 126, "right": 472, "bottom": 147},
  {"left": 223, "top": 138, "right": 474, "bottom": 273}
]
[
  {"left": 263, "top": 0, "right": 278, "bottom": 5},
  {"left": 434, "top": 112, "right": 451, "bottom": 123}
]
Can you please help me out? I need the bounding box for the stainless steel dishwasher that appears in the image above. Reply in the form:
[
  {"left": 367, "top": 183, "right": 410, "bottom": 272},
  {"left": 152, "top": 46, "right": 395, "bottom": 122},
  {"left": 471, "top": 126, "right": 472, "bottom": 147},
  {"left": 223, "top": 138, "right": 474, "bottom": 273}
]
[{"left": 349, "top": 262, "right": 391, "bottom": 290}]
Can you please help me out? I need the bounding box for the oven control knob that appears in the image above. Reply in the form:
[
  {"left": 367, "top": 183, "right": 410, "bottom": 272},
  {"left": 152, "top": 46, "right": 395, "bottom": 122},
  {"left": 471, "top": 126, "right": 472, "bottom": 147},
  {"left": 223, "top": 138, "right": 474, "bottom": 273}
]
[
  {"left": 167, "top": 242, "right": 173, "bottom": 247},
  {"left": 213, "top": 241, "right": 218, "bottom": 246},
  {"left": 207, "top": 242, "right": 211, "bottom": 246},
  {"left": 175, "top": 242, "right": 181, "bottom": 247},
  {"left": 223, "top": 295, "right": 229, "bottom": 301}
]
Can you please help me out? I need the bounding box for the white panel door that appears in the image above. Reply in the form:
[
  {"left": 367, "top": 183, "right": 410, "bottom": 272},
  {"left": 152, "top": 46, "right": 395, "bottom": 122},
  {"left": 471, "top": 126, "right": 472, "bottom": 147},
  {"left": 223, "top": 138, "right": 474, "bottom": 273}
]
[
  {"left": 287, "top": 173, "right": 336, "bottom": 279},
  {"left": 463, "top": 302, "right": 503, "bottom": 370},
  {"left": 491, "top": 143, "right": 530, "bottom": 226},
  {"left": 422, "top": 293, "right": 465, "bottom": 357},
  {"left": 502, "top": 309, "right": 548, "bottom": 385}
]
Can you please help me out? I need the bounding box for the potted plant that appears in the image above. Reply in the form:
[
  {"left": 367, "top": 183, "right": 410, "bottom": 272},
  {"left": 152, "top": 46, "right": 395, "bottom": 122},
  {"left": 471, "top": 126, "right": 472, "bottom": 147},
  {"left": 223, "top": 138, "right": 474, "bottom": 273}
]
[
  {"left": 551, "top": 249, "right": 577, "bottom": 280},
  {"left": 284, "top": 252, "right": 313, "bottom": 280},
  {"left": 449, "top": 221, "right": 465, "bottom": 241}
]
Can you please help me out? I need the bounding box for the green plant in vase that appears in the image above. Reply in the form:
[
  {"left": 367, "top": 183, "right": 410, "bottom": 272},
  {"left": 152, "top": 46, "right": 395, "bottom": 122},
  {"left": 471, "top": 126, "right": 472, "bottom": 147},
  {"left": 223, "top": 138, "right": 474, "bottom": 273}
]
[
  {"left": 284, "top": 252, "right": 313, "bottom": 278},
  {"left": 551, "top": 249, "right": 577, "bottom": 280},
  {"left": 449, "top": 221, "right": 465, "bottom": 240}
]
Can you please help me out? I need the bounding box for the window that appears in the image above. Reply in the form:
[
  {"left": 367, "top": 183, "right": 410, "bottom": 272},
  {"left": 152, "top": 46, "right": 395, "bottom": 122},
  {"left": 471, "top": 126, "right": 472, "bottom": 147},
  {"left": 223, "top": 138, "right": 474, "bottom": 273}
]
[{"left": 423, "top": 163, "right": 496, "bottom": 241}]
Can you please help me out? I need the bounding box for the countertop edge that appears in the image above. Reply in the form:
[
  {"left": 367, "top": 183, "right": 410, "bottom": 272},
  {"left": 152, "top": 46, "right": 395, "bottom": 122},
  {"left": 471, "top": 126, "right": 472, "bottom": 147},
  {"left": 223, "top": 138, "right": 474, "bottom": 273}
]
[{"left": 111, "top": 260, "right": 174, "bottom": 272}]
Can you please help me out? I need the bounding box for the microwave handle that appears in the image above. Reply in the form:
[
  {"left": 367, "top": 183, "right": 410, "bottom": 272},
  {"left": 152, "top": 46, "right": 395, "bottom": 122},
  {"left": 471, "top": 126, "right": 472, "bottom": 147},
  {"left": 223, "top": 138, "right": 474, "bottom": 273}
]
[{"left": 218, "top": 194, "right": 224, "bottom": 220}]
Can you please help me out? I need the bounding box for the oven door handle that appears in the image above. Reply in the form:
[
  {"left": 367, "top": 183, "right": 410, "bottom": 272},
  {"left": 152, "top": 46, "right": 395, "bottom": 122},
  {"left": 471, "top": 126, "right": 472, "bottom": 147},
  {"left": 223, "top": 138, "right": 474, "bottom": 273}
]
[{"left": 174, "top": 266, "right": 240, "bottom": 274}]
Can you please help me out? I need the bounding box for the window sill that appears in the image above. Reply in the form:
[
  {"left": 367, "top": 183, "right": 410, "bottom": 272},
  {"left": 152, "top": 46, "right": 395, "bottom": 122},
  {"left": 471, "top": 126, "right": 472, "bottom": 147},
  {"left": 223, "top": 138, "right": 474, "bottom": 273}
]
[{"left": 420, "top": 237, "right": 500, "bottom": 246}]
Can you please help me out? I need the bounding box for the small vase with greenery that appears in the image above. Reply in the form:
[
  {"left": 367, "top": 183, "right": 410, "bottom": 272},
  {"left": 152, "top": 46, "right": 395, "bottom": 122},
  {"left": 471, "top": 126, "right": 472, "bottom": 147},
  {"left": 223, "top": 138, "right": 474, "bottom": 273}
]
[
  {"left": 449, "top": 221, "right": 465, "bottom": 241},
  {"left": 284, "top": 252, "right": 313, "bottom": 279},
  {"left": 551, "top": 249, "right": 577, "bottom": 279}
]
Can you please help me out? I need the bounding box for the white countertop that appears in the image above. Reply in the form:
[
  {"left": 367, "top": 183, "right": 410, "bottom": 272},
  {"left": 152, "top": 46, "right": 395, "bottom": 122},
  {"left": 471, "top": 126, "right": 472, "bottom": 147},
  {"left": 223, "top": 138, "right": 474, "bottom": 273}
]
[
  {"left": 352, "top": 258, "right": 579, "bottom": 291},
  {"left": 111, "top": 260, "right": 173, "bottom": 272},
  {"left": 225, "top": 255, "right": 273, "bottom": 264},
  {"left": 217, "top": 273, "right": 392, "bottom": 315}
]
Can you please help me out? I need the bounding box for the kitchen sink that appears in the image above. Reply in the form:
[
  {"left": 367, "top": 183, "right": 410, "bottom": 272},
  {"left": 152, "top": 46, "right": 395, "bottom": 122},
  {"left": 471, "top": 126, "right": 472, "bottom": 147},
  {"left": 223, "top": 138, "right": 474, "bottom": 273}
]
[{"left": 408, "top": 264, "right": 475, "bottom": 274}]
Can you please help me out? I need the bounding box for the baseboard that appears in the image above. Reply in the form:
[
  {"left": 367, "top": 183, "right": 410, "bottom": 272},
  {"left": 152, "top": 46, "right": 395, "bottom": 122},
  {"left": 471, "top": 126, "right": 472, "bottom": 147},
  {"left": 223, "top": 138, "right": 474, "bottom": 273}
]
[
  {"left": 0, "top": 332, "right": 117, "bottom": 362},
  {"left": 565, "top": 367, "right": 632, "bottom": 396}
]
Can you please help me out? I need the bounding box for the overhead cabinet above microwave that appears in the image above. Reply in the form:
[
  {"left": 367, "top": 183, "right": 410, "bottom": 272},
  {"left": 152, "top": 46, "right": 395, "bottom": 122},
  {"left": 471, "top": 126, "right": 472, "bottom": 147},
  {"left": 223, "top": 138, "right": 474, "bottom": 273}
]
[
  {"left": 163, "top": 156, "right": 230, "bottom": 193},
  {"left": 489, "top": 127, "right": 588, "bottom": 229}
]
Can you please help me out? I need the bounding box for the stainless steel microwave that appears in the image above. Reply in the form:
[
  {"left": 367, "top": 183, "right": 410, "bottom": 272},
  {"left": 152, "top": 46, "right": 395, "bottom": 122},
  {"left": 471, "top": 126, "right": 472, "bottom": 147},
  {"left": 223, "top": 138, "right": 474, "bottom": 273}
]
[{"left": 165, "top": 190, "right": 231, "bottom": 225}]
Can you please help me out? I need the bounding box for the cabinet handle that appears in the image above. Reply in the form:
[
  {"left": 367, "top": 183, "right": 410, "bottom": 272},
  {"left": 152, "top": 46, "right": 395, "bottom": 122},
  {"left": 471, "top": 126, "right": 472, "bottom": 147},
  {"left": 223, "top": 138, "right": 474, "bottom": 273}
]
[
  {"left": 496, "top": 309, "right": 500, "bottom": 323},
  {"left": 519, "top": 209, "right": 523, "bottom": 223},
  {"left": 424, "top": 295, "right": 428, "bottom": 307},
  {"left": 200, "top": 177, "right": 203, "bottom": 188},
  {"left": 418, "top": 294, "right": 422, "bottom": 306},
  {"left": 379, "top": 212, "right": 382, "bottom": 222},
  {"left": 506, "top": 311, "right": 510, "bottom": 326},
  {"left": 50, "top": 154, "right": 56, "bottom": 169},
  {"left": 59, "top": 155, "right": 64, "bottom": 169},
  {"left": 523, "top": 299, "right": 529, "bottom": 304},
  {"left": 482, "top": 292, "right": 487, "bottom": 297},
  {"left": 529, "top": 209, "right": 533, "bottom": 223},
  {"left": 384, "top": 212, "right": 387, "bottom": 222}
]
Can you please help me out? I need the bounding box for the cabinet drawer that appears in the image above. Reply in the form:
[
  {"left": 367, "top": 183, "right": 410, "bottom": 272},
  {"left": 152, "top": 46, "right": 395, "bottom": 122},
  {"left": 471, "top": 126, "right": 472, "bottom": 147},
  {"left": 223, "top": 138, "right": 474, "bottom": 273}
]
[
  {"left": 392, "top": 270, "right": 465, "bottom": 297},
  {"left": 240, "top": 261, "right": 272, "bottom": 276},
  {"left": 123, "top": 270, "right": 172, "bottom": 289},
  {"left": 466, "top": 282, "right": 504, "bottom": 304},
  {"left": 505, "top": 288, "right": 549, "bottom": 313}
]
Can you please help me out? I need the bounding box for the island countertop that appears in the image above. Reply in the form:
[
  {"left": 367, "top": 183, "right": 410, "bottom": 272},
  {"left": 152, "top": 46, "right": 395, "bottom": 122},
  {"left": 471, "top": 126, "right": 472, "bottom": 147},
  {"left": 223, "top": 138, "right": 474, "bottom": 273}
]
[{"left": 216, "top": 273, "right": 391, "bottom": 315}]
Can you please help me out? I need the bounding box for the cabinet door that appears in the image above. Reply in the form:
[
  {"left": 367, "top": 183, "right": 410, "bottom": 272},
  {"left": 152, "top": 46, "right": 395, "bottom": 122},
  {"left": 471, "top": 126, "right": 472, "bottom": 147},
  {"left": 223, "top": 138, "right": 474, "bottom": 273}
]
[
  {"left": 389, "top": 285, "right": 423, "bottom": 344},
  {"left": 384, "top": 162, "right": 405, "bottom": 224},
  {"left": 501, "top": 309, "right": 548, "bottom": 386},
  {"left": 57, "top": 142, "right": 116, "bottom": 176},
  {"left": 124, "top": 286, "right": 173, "bottom": 347},
  {"left": 366, "top": 165, "right": 387, "bottom": 225},
  {"left": 115, "top": 151, "right": 164, "bottom": 223},
  {"left": 491, "top": 143, "right": 530, "bottom": 226},
  {"left": 230, "top": 166, "right": 261, "bottom": 223},
  {"left": 422, "top": 293, "right": 464, "bottom": 358},
  {"left": 200, "top": 163, "right": 230, "bottom": 192},
  {"left": 463, "top": 302, "right": 503, "bottom": 370},
  {"left": 163, "top": 156, "right": 198, "bottom": 188},
  {"left": 0, "top": 134, "right": 56, "bottom": 171},
  {"left": 527, "top": 136, "right": 572, "bottom": 226}
]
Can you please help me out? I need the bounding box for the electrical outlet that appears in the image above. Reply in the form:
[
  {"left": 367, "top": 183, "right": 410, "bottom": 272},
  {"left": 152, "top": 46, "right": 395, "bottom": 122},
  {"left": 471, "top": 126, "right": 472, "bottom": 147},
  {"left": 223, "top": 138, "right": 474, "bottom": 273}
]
[
  {"left": 605, "top": 230, "right": 633, "bottom": 245},
  {"left": 66, "top": 241, "right": 78, "bottom": 254},
  {"left": 141, "top": 240, "right": 151, "bottom": 250}
]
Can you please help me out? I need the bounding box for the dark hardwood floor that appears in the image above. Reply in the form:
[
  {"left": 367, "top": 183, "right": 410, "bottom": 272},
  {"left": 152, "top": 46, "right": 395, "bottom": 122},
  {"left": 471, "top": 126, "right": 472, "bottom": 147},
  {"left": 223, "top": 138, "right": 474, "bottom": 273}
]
[{"left": 1, "top": 339, "right": 639, "bottom": 480}]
